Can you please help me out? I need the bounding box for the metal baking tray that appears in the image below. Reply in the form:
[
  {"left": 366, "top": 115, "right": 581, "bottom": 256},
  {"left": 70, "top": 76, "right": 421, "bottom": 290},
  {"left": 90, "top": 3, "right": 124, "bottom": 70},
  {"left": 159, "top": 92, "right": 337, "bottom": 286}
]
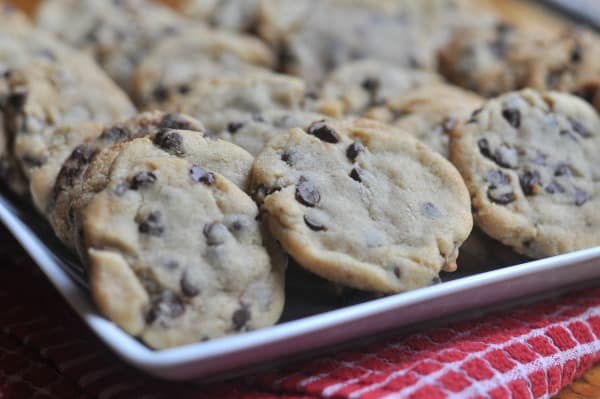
[{"left": 2, "top": 183, "right": 600, "bottom": 381}]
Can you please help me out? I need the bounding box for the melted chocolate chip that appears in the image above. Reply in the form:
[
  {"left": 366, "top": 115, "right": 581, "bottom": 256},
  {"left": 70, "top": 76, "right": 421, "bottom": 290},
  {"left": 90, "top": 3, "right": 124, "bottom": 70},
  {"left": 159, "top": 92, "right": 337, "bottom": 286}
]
[
  {"left": 307, "top": 122, "right": 339, "bottom": 143},
  {"left": 393, "top": 267, "right": 401, "bottom": 278},
  {"left": 232, "top": 306, "right": 250, "bottom": 331},
  {"left": 154, "top": 129, "right": 184, "bottom": 155},
  {"left": 190, "top": 165, "right": 215, "bottom": 185},
  {"left": 203, "top": 222, "right": 228, "bottom": 246},
  {"left": 570, "top": 44, "right": 582, "bottom": 63},
  {"left": 159, "top": 113, "right": 197, "bottom": 131},
  {"left": 545, "top": 180, "right": 565, "bottom": 194},
  {"left": 304, "top": 215, "right": 326, "bottom": 231},
  {"left": 431, "top": 276, "right": 442, "bottom": 285},
  {"left": 145, "top": 290, "right": 185, "bottom": 324},
  {"left": 295, "top": 176, "right": 320, "bottom": 207},
  {"left": 441, "top": 116, "right": 457, "bottom": 133},
  {"left": 346, "top": 141, "right": 364, "bottom": 161},
  {"left": 180, "top": 270, "right": 199, "bottom": 297},
  {"left": 227, "top": 122, "right": 244, "bottom": 134},
  {"left": 281, "top": 150, "right": 294, "bottom": 166},
  {"left": 575, "top": 188, "right": 590, "bottom": 206},
  {"left": 570, "top": 119, "right": 590, "bottom": 138},
  {"left": 421, "top": 202, "right": 441, "bottom": 218},
  {"left": 152, "top": 85, "right": 169, "bottom": 102},
  {"left": 178, "top": 84, "right": 191, "bottom": 95},
  {"left": 252, "top": 113, "right": 264, "bottom": 123},
  {"left": 100, "top": 126, "right": 129, "bottom": 142},
  {"left": 131, "top": 171, "right": 157, "bottom": 189},
  {"left": 519, "top": 170, "right": 541, "bottom": 196},
  {"left": 138, "top": 211, "right": 164, "bottom": 236},
  {"left": 502, "top": 108, "right": 521, "bottom": 128},
  {"left": 349, "top": 167, "right": 363, "bottom": 182},
  {"left": 486, "top": 170, "right": 515, "bottom": 204}
]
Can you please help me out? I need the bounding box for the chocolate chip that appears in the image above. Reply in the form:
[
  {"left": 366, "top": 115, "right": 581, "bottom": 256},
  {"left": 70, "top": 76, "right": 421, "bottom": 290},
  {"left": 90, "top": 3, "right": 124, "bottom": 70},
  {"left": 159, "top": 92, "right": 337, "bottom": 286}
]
[
  {"left": 100, "top": 126, "right": 129, "bottom": 142},
  {"left": 252, "top": 113, "right": 264, "bottom": 123},
  {"left": 421, "top": 202, "right": 441, "bottom": 218},
  {"left": 393, "top": 267, "right": 401, "bottom": 278},
  {"left": 190, "top": 165, "right": 215, "bottom": 185},
  {"left": 154, "top": 130, "right": 184, "bottom": 155},
  {"left": 349, "top": 167, "right": 364, "bottom": 182},
  {"left": 361, "top": 77, "right": 380, "bottom": 94},
  {"left": 114, "top": 182, "right": 129, "bottom": 196},
  {"left": 495, "top": 22, "right": 512, "bottom": 34},
  {"left": 545, "top": 180, "right": 565, "bottom": 194},
  {"left": 346, "top": 141, "right": 364, "bottom": 161},
  {"left": 478, "top": 138, "right": 493, "bottom": 159},
  {"left": 519, "top": 170, "right": 541, "bottom": 196},
  {"left": 304, "top": 215, "right": 326, "bottom": 231},
  {"left": 502, "top": 108, "right": 520, "bottom": 128},
  {"left": 152, "top": 85, "right": 169, "bottom": 102},
  {"left": 145, "top": 290, "right": 185, "bottom": 324},
  {"left": 570, "top": 44, "right": 582, "bottom": 63},
  {"left": 7, "top": 90, "right": 27, "bottom": 110},
  {"left": 138, "top": 211, "right": 164, "bottom": 236},
  {"left": 431, "top": 276, "right": 442, "bottom": 285},
  {"left": 163, "top": 260, "right": 179, "bottom": 270},
  {"left": 232, "top": 306, "right": 250, "bottom": 331},
  {"left": 560, "top": 129, "right": 578, "bottom": 141},
  {"left": 441, "top": 116, "right": 457, "bottom": 133},
  {"left": 307, "top": 121, "right": 339, "bottom": 143},
  {"left": 575, "top": 188, "right": 590, "bottom": 206},
  {"left": 159, "top": 113, "right": 198, "bottom": 131},
  {"left": 295, "top": 176, "right": 320, "bottom": 207},
  {"left": 489, "top": 37, "right": 508, "bottom": 58},
  {"left": 531, "top": 150, "right": 547, "bottom": 166},
  {"left": 554, "top": 162, "right": 573, "bottom": 177},
  {"left": 227, "top": 122, "right": 244, "bottom": 134},
  {"left": 486, "top": 170, "right": 515, "bottom": 204},
  {"left": 546, "top": 70, "right": 563, "bottom": 88},
  {"left": 281, "top": 150, "right": 294, "bottom": 166},
  {"left": 178, "top": 84, "right": 190, "bottom": 95},
  {"left": 203, "top": 222, "right": 228, "bottom": 246},
  {"left": 180, "top": 270, "right": 199, "bottom": 297},
  {"left": 131, "top": 171, "right": 157, "bottom": 189},
  {"left": 570, "top": 119, "right": 590, "bottom": 138}
]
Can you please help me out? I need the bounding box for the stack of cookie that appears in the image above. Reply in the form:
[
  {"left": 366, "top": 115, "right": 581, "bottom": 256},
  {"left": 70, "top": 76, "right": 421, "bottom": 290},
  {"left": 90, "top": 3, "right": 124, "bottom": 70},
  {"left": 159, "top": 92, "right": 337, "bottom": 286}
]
[{"left": 0, "top": 0, "right": 598, "bottom": 349}]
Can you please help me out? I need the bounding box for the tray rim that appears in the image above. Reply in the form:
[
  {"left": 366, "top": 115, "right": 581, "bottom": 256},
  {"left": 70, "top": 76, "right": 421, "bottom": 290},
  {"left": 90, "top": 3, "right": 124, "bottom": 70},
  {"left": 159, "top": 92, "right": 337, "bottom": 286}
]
[{"left": 2, "top": 192, "right": 600, "bottom": 380}]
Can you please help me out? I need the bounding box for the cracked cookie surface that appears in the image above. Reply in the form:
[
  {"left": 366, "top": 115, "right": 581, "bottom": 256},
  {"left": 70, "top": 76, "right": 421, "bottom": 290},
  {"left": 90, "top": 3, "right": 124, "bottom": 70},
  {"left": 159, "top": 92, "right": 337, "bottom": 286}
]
[
  {"left": 83, "top": 137, "right": 284, "bottom": 349},
  {"left": 450, "top": 89, "right": 600, "bottom": 257},
  {"left": 251, "top": 118, "right": 472, "bottom": 293}
]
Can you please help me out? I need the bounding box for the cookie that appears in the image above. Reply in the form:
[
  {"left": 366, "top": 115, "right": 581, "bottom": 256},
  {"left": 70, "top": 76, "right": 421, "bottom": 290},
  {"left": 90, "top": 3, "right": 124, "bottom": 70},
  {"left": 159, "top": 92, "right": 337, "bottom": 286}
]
[
  {"left": 82, "top": 137, "right": 284, "bottom": 349},
  {"left": 5, "top": 57, "right": 135, "bottom": 180},
  {"left": 214, "top": 108, "right": 325, "bottom": 156},
  {"left": 257, "top": 0, "right": 435, "bottom": 84},
  {"left": 251, "top": 118, "right": 472, "bottom": 293},
  {"left": 132, "top": 26, "right": 274, "bottom": 108},
  {"left": 179, "top": 0, "right": 261, "bottom": 33},
  {"left": 48, "top": 111, "right": 205, "bottom": 248},
  {"left": 364, "top": 84, "right": 484, "bottom": 157},
  {"left": 142, "top": 73, "right": 310, "bottom": 135},
  {"left": 35, "top": 0, "right": 185, "bottom": 90},
  {"left": 450, "top": 89, "right": 600, "bottom": 258},
  {"left": 316, "top": 59, "right": 442, "bottom": 118},
  {"left": 70, "top": 123, "right": 255, "bottom": 261}
]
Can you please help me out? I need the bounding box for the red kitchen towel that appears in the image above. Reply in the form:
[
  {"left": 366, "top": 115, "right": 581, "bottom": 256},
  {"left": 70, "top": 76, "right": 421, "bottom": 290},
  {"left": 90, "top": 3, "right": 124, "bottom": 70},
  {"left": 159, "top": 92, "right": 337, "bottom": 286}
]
[{"left": 1, "top": 226, "right": 600, "bottom": 399}]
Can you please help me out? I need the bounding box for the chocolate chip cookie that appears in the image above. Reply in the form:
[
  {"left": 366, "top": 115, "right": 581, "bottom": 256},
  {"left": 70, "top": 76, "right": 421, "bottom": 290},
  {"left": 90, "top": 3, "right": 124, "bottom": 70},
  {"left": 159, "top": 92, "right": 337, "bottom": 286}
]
[
  {"left": 48, "top": 111, "right": 205, "bottom": 248},
  {"left": 251, "top": 118, "right": 472, "bottom": 293},
  {"left": 364, "top": 84, "right": 484, "bottom": 157},
  {"left": 257, "top": 0, "right": 435, "bottom": 84},
  {"left": 450, "top": 89, "right": 600, "bottom": 258},
  {"left": 132, "top": 26, "right": 274, "bottom": 108},
  {"left": 316, "top": 59, "right": 443, "bottom": 118},
  {"left": 35, "top": 0, "right": 185, "bottom": 90},
  {"left": 82, "top": 137, "right": 284, "bottom": 349}
]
